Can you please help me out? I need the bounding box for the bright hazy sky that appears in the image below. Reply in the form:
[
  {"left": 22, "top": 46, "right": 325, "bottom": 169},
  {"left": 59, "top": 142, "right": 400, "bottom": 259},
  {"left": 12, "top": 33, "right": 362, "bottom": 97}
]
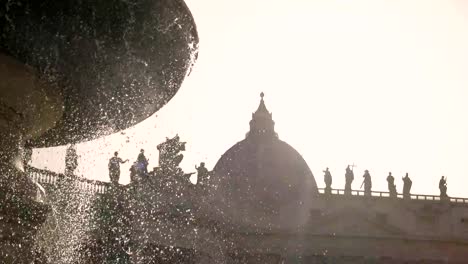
[{"left": 33, "top": 0, "right": 468, "bottom": 197}]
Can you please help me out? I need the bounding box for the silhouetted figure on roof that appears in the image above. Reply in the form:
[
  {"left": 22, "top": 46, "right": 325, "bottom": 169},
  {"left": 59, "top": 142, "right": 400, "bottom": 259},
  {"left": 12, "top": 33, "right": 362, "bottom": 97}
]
[
  {"left": 402, "top": 173, "right": 412, "bottom": 199},
  {"left": 129, "top": 162, "right": 139, "bottom": 183},
  {"left": 345, "top": 165, "right": 354, "bottom": 195},
  {"left": 108, "top": 151, "right": 128, "bottom": 184},
  {"left": 439, "top": 176, "right": 448, "bottom": 198},
  {"left": 22, "top": 145, "right": 33, "bottom": 170},
  {"left": 323, "top": 167, "right": 332, "bottom": 194},
  {"left": 65, "top": 144, "right": 78, "bottom": 176},
  {"left": 22, "top": 145, "right": 34, "bottom": 184},
  {"left": 361, "top": 170, "right": 372, "bottom": 196},
  {"left": 196, "top": 162, "right": 209, "bottom": 186},
  {"left": 137, "top": 149, "right": 149, "bottom": 174},
  {"left": 387, "top": 172, "right": 397, "bottom": 197}
]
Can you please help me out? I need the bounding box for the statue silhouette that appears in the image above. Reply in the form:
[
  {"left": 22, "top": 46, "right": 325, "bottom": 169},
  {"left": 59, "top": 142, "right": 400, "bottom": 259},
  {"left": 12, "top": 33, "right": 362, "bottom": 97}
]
[
  {"left": 65, "top": 145, "right": 78, "bottom": 176},
  {"left": 361, "top": 170, "right": 372, "bottom": 196},
  {"left": 402, "top": 173, "right": 412, "bottom": 199},
  {"left": 137, "top": 149, "right": 149, "bottom": 174},
  {"left": 345, "top": 165, "right": 354, "bottom": 195},
  {"left": 129, "top": 162, "right": 139, "bottom": 183},
  {"left": 387, "top": 172, "right": 397, "bottom": 197},
  {"left": 439, "top": 176, "right": 448, "bottom": 198},
  {"left": 196, "top": 162, "right": 210, "bottom": 186},
  {"left": 108, "top": 151, "right": 129, "bottom": 184},
  {"left": 323, "top": 167, "right": 332, "bottom": 194}
]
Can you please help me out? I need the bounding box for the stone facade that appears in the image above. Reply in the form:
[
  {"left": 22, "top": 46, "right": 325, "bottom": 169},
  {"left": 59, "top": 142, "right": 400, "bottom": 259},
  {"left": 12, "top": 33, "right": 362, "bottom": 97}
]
[{"left": 22, "top": 94, "right": 468, "bottom": 263}]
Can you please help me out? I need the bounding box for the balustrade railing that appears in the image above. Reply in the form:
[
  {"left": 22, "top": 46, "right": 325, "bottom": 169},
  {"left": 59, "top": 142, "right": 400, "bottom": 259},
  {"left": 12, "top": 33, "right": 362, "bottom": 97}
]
[
  {"left": 28, "top": 166, "right": 109, "bottom": 194},
  {"left": 318, "top": 188, "right": 468, "bottom": 204},
  {"left": 26, "top": 167, "right": 468, "bottom": 204}
]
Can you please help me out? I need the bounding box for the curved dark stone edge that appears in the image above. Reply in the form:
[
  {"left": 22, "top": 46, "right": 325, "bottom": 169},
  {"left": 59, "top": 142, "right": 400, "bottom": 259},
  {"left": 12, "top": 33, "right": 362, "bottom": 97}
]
[
  {"left": 0, "top": 0, "right": 199, "bottom": 148},
  {"left": 27, "top": 0, "right": 200, "bottom": 148}
]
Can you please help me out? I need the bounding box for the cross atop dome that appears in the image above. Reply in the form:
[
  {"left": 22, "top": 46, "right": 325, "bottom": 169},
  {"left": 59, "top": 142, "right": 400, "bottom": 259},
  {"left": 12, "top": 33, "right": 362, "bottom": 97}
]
[{"left": 255, "top": 92, "right": 270, "bottom": 116}]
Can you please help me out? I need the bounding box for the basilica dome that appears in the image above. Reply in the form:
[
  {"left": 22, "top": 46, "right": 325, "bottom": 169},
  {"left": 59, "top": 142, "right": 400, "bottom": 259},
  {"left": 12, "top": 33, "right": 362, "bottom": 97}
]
[{"left": 208, "top": 93, "right": 318, "bottom": 231}]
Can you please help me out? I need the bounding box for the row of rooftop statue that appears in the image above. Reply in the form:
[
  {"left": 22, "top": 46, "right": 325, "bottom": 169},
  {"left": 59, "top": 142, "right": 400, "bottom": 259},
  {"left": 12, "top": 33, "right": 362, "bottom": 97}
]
[
  {"left": 107, "top": 136, "right": 211, "bottom": 188},
  {"left": 108, "top": 149, "right": 207, "bottom": 182},
  {"left": 105, "top": 135, "right": 449, "bottom": 199},
  {"left": 323, "top": 165, "right": 449, "bottom": 198}
]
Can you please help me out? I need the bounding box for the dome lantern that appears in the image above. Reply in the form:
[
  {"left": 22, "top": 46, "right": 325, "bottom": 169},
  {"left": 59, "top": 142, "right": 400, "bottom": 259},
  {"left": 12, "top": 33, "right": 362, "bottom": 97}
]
[{"left": 247, "top": 92, "right": 277, "bottom": 139}]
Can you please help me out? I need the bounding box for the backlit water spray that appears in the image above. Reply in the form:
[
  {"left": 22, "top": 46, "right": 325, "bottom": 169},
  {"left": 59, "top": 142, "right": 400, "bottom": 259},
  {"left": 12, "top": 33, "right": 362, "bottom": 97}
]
[{"left": 34, "top": 178, "right": 96, "bottom": 263}]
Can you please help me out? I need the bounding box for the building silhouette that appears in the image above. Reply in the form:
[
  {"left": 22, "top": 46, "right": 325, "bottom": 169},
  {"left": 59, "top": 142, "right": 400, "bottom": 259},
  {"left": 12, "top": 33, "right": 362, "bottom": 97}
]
[{"left": 27, "top": 93, "right": 468, "bottom": 263}]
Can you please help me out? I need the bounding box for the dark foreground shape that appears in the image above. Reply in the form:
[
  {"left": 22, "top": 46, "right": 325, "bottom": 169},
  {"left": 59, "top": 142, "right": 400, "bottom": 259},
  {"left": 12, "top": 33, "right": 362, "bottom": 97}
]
[
  {"left": 1, "top": 0, "right": 199, "bottom": 147},
  {"left": 0, "top": 189, "right": 49, "bottom": 263},
  {"left": 0, "top": 1, "right": 198, "bottom": 262}
]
